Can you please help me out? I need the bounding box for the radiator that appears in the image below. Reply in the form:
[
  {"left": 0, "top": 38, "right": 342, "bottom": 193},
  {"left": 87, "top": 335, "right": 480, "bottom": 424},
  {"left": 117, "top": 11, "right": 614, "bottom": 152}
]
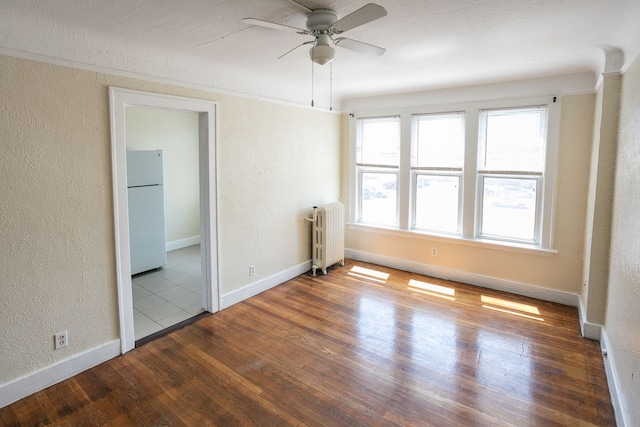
[{"left": 307, "top": 202, "right": 345, "bottom": 276}]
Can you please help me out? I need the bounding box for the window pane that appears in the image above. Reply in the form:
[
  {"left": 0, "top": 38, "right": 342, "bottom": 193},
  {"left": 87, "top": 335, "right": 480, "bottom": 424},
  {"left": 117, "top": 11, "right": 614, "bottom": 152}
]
[
  {"left": 414, "top": 113, "right": 464, "bottom": 168},
  {"left": 478, "top": 107, "right": 546, "bottom": 172},
  {"left": 414, "top": 175, "right": 460, "bottom": 233},
  {"left": 361, "top": 172, "right": 397, "bottom": 225},
  {"left": 481, "top": 177, "right": 537, "bottom": 241},
  {"left": 357, "top": 118, "right": 400, "bottom": 166}
]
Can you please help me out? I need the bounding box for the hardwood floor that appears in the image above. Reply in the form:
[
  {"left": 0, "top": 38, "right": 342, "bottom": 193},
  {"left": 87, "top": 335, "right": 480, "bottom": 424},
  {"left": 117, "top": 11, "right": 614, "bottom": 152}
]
[{"left": 1, "top": 260, "right": 615, "bottom": 426}]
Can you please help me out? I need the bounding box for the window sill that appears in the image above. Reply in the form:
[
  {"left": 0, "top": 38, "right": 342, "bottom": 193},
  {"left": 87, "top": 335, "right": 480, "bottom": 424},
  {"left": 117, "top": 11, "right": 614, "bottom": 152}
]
[{"left": 347, "top": 223, "right": 558, "bottom": 257}]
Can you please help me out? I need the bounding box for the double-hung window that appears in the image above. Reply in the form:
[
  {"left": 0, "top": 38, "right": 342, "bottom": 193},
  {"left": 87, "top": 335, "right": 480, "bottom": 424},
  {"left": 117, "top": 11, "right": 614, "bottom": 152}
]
[
  {"left": 477, "top": 107, "right": 547, "bottom": 243},
  {"left": 356, "top": 117, "right": 400, "bottom": 226},
  {"left": 411, "top": 112, "right": 465, "bottom": 234},
  {"left": 352, "top": 96, "right": 557, "bottom": 249}
]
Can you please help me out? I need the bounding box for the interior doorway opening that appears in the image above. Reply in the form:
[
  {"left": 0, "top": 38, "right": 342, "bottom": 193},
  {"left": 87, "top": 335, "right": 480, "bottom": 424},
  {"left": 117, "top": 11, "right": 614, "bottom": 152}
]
[
  {"left": 110, "top": 88, "right": 219, "bottom": 353},
  {"left": 125, "top": 107, "right": 203, "bottom": 342}
]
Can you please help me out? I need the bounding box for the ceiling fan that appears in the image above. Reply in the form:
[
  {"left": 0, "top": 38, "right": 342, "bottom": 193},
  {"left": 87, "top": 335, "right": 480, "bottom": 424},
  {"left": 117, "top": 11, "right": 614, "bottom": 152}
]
[{"left": 243, "top": 1, "right": 388, "bottom": 65}]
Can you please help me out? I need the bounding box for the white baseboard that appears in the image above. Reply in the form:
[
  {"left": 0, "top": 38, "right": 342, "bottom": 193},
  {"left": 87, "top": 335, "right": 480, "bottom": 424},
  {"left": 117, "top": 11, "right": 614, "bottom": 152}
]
[
  {"left": 0, "top": 339, "right": 121, "bottom": 409},
  {"left": 166, "top": 235, "right": 200, "bottom": 252},
  {"left": 345, "top": 248, "right": 580, "bottom": 307},
  {"left": 220, "top": 260, "right": 312, "bottom": 309},
  {"left": 577, "top": 294, "right": 602, "bottom": 340},
  {"left": 601, "top": 330, "right": 629, "bottom": 427}
]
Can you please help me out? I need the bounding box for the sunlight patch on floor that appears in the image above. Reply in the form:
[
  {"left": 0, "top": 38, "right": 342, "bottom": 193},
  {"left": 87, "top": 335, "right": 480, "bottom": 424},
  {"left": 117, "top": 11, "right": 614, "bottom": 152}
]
[
  {"left": 408, "top": 279, "right": 456, "bottom": 301},
  {"left": 481, "top": 296, "right": 541, "bottom": 314},
  {"left": 348, "top": 266, "right": 390, "bottom": 284},
  {"left": 481, "top": 295, "right": 544, "bottom": 321}
]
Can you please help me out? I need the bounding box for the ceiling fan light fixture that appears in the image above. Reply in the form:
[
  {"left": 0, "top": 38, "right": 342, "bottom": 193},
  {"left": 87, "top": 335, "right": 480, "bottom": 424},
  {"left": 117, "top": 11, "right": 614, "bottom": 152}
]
[{"left": 310, "top": 44, "right": 335, "bottom": 65}]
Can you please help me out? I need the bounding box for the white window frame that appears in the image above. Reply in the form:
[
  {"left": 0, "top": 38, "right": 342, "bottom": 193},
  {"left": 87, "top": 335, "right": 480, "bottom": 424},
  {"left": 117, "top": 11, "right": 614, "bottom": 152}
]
[
  {"left": 355, "top": 116, "right": 401, "bottom": 227},
  {"left": 474, "top": 105, "right": 549, "bottom": 245},
  {"left": 410, "top": 111, "right": 465, "bottom": 235},
  {"left": 349, "top": 95, "right": 559, "bottom": 251}
]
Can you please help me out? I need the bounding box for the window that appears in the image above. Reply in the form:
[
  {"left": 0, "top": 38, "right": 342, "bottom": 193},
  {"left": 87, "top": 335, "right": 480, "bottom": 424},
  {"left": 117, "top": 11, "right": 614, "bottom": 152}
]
[
  {"left": 356, "top": 117, "right": 400, "bottom": 226},
  {"left": 411, "top": 112, "right": 465, "bottom": 234},
  {"left": 352, "top": 97, "right": 557, "bottom": 249},
  {"left": 477, "top": 107, "right": 547, "bottom": 243}
]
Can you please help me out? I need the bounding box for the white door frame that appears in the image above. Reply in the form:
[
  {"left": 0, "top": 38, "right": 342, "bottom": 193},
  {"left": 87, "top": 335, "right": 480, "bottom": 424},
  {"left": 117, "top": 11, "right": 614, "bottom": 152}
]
[{"left": 109, "top": 87, "right": 219, "bottom": 354}]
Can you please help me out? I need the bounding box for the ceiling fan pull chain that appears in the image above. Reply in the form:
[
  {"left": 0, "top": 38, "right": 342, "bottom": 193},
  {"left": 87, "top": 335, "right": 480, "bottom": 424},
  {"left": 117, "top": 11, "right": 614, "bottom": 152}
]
[
  {"left": 311, "top": 61, "right": 315, "bottom": 107},
  {"left": 330, "top": 61, "right": 333, "bottom": 111}
]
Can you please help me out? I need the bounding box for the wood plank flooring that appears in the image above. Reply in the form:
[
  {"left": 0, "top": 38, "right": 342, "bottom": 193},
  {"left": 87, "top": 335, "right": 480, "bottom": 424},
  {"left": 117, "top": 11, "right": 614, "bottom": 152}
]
[{"left": 0, "top": 260, "right": 615, "bottom": 426}]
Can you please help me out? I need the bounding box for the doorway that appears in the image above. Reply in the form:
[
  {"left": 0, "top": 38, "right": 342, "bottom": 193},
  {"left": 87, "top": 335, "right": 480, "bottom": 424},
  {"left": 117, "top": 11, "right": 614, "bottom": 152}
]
[
  {"left": 110, "top": 88, "right": 219, "bottom": 354},
  {"left": 126, "top": 107, "right": 202, "bottom": 341}
]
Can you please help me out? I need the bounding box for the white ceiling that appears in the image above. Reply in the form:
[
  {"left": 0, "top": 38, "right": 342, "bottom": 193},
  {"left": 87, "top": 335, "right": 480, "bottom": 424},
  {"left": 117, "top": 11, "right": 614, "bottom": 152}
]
[{"left": 2, "top": 0, "right": 640, "bottom": 109}]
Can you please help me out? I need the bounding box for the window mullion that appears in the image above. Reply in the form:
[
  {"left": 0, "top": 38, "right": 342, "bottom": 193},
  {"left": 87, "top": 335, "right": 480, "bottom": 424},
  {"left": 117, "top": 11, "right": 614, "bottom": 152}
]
[
  {"left": 462, "top": 108, "right": 479, "bottom": 239},
  {"left": 398, "top": 113, "right": 412, "bottom": 230}
]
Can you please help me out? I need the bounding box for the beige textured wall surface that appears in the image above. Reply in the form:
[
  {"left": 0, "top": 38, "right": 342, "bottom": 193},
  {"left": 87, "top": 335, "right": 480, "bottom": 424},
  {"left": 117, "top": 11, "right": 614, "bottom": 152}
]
[
  {"left": 345, "top": 94, "right": 595, "bottom": 294},
  {"left": 216, "top": 96, "right": 341, "bottom": 293},
  {"left": 125, "top": 107, "right": 200, "bottom": 244},
  {"left": 0, "top": 54, "right": 340, "bottom": 385},
  {"left": 582, "top": 84, "right": 603, "bottom": 314},
  {"left": 0, "top": 57, "right": 118, "bottom": 383},
  {"left": 582, "top": 75, "right": 621, "bottom": 325},
  {"left": 605, "top": 54, "right": 640, "bottom": 426}
]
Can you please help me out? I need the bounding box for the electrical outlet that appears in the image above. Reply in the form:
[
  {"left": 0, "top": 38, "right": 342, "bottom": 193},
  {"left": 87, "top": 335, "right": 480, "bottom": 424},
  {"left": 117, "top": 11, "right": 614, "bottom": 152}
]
[
  {"left": 54, "top": 331, "right": 68, "bottom": 350},
  {"left": 249, "top": 265, "right": 256, "bottom": 276},
  {"left": 431, "top": 247, "right": 438, "bottom": 256}
]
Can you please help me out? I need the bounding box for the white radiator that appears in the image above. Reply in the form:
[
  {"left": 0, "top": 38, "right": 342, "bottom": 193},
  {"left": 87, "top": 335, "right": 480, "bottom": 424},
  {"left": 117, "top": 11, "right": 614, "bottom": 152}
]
[{"left": 307, "top": 202, "right": 345, "bottom": 276}]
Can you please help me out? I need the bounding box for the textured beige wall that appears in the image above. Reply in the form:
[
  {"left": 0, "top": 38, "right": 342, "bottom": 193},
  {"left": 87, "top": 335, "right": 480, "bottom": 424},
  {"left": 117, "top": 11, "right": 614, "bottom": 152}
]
[
  {"left": 216, "top": 95, "right": 341, "bottom": 293},
  {"left": 605, "top": 54, "right": 640, "bottom": 425},
  {"left": 125, "top": 107, "right": 200, "bottom": 244},
  {"left": 345, "top": 94, "right": 595, "bottom": 294},
  {"left": 0, "top": 57, "right": 118, "bottom": 383},
  {"left": 0, "top": 55, "right": 340, "bottom": 384},
  {"left": 582, "top": 74, "right": 621, "bottom": 325},
  {"left": 582, "top": 84, "right": 603, "bottom": 314}
]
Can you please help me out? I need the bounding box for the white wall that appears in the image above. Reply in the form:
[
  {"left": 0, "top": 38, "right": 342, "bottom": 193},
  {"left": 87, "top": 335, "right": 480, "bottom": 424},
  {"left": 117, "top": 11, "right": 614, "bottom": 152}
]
[
  {"left": 604, "top": 53, "right": 640, "bottom": 426},
  {"left": 0, "top": 54, "right": 341, "bottom": 401},
  {"left": 125, "top": 107, "right": 200, "bottom": 248}
]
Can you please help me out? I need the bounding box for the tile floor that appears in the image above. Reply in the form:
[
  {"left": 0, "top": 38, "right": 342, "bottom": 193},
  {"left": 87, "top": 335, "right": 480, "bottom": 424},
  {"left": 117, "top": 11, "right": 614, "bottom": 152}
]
[{"left": 133, "top": 244, "right": 204, "bottom": 341}]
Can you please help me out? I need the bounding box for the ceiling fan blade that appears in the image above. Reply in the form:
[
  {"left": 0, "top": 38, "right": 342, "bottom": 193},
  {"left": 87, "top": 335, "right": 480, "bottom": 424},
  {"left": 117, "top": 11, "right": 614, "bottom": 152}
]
[
  {"left": 242, "top": 18, "right": 308, "bottom": 34},
  {"left": 332, "top": 3, "right": 387, "bottom": 33},
  {"left": 334, "top": 37, "right": 386, "bottom": 56},
  {"left": 278, "top": 40, "right": 315, "bottom": 59},
  {"left": 283, "top": 0, "right": 312, "bottom": 13}
]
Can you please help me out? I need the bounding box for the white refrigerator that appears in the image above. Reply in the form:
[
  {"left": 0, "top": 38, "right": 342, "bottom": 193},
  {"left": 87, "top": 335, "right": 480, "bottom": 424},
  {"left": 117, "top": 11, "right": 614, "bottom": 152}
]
[{"left": 127, "top": 150, "right": 167, "bottom": 275}]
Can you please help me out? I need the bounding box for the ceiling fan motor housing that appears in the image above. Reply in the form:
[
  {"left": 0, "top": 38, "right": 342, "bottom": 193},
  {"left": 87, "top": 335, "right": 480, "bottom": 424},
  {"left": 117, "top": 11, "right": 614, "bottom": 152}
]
[
  {"left": 306, "top": 9, "right": 338, "bottom": 33},
  {"left": 243, "top": 3, "right": 386, "bottom": 65}
]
